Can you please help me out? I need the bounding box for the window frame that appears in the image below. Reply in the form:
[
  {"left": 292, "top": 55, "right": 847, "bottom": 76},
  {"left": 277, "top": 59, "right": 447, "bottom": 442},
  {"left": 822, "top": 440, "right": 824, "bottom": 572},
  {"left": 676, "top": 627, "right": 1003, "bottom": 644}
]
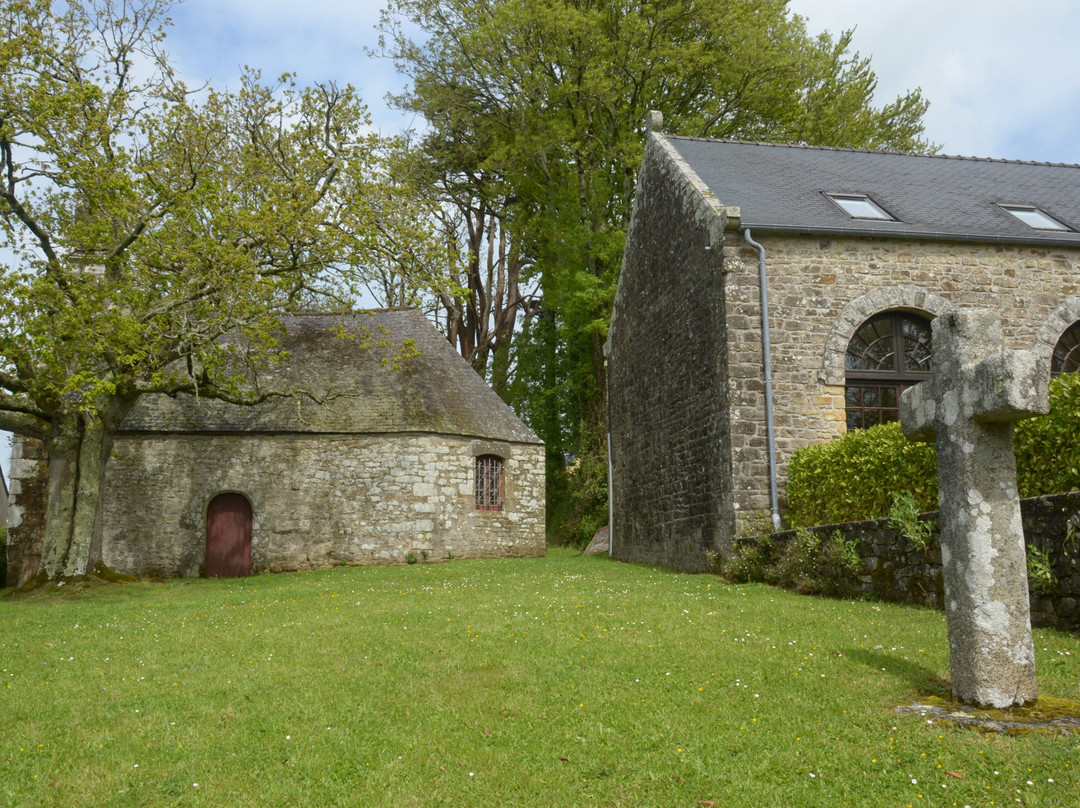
[
  {"left": 999, "top": 204, "right": 1070, "bottom": 232},
  {"left": 474, "top": 454, "right": 504, "bottom": 511},
  {"left": 824, "top": 192, "right": 896, "bottom": 221},
  {"left": 845, "top": 311, "right": 933, "bottom": 431},
  {"left": 1052, "top": 320, "right": 1080, "bottom": 378}
]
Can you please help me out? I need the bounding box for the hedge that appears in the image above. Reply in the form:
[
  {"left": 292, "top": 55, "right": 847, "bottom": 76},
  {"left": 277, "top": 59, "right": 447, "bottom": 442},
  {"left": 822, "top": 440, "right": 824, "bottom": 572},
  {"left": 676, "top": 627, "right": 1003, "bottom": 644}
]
[
  {"left": 1015, "top": 371, "right": 1080, "bottom": 497},
  {"left": 787, "top": 373, "right": 1080, "bottom": 528},
  {"left": 787, "top": 422, "right": 937, "bottom": 527}
]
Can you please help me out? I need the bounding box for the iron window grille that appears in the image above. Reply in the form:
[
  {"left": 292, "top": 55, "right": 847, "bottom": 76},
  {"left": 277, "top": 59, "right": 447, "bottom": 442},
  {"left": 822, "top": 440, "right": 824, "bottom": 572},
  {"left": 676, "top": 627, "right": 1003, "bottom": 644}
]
[{"left": 475, "top": 455, "right": 504, "bottom": 511}]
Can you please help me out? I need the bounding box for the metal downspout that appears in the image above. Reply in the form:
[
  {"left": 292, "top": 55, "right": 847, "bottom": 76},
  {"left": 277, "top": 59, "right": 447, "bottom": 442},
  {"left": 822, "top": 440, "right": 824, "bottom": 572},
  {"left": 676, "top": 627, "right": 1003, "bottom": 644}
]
[
  {"left": 606, "top": 430, "right": 614, "bottom": 557},
  {"left": 743, "top": 228, "right": 782, "bottom": 531}
]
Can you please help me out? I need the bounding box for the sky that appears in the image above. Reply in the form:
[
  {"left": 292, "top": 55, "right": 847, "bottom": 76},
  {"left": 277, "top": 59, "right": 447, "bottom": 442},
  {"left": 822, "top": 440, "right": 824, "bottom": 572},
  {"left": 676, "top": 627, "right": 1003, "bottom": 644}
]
[
  {"left": 160, "top": 0, "right": 1080, "bottom": 164},
  {"left": 3, "top": 0, "right": 1079, "bottom": 482}
]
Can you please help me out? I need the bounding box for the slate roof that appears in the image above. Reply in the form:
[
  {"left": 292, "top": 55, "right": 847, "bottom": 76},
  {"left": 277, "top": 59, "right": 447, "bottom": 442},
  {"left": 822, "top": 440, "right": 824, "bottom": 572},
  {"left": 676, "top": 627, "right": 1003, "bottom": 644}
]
[
  {"left": 119, "top": 310, "right": 542, "bottom": 444},
  {"left": 667, "top": 136, "right": 1080, "bottom": 245}
]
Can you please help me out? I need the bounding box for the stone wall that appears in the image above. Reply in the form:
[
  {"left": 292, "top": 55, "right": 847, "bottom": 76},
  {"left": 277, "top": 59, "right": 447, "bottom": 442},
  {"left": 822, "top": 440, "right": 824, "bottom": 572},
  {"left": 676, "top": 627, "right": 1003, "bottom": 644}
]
[
  {"left": 99, "top": 432, "right": 545, "bottom": 577},
  {"left": 607, "top": 135, "right": 736, "bottom": 571},
  {"left": 759, "top": 491, "right": 1080, "bottom": 632},
  {"left": 720, "top": 232, "right": 1080, "bottom": 528},
  {"left": 609, "top": 132, "right": 1080, "bottom": 573},
  {"left": 4, "top": 437, "right": 48, "bottom": 587},
  {"left": 6, "top": 432, "right": 544, "bottom": 583}
]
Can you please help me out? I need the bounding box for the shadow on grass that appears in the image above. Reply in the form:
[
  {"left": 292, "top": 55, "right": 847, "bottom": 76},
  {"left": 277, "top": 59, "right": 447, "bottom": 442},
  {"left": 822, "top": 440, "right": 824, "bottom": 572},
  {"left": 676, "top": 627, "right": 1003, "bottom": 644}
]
[{"left": 844, "top": 646, "right": 951, "bottom": 697}]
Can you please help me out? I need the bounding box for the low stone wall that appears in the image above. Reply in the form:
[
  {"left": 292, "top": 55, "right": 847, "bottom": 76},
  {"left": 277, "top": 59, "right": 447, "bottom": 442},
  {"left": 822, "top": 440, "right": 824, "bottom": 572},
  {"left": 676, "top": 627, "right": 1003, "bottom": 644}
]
[{"left": 762, "top": 490, "right": 1080, "bottom": 632}]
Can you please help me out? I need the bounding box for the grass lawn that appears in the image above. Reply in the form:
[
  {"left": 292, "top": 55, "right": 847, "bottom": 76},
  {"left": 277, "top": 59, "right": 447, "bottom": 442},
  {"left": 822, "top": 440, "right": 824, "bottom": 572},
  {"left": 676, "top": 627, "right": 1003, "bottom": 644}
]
[{"left": 2, "top": 547, "right": 1078, "bottom": 807}]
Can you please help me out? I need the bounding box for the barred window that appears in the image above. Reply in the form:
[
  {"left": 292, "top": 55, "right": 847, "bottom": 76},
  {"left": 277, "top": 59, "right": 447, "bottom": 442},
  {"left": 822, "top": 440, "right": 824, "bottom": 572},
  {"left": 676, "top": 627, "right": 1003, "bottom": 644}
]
[
  {"left": 1052, "top": 321, "right": 1080, "bottom": 378},
  {"left": 475, "top": 455, "right": 503, "bottom": 511},
  {"left": 845, "top": 312, "right": 933, "bottom": 431}
]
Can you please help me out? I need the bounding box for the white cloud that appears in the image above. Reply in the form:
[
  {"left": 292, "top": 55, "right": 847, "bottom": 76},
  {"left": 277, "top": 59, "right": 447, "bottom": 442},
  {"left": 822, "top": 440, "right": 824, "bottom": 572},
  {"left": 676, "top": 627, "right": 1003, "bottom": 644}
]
[
  {"left": 161, "top": 1, "right": 1080, "bottom": 162},
  {"left": 166, "top": 0, "right": 419, "bottom": 134},
  {"left": 789, "top": 0, "right": 1080, "bottom": 162}
]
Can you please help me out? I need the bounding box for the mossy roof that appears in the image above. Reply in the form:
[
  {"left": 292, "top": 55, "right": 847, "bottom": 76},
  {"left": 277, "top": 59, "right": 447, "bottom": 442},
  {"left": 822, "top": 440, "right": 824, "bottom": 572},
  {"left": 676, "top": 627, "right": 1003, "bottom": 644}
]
[{"left": 119, "top": 310, "right": 542, "bottom": 445}]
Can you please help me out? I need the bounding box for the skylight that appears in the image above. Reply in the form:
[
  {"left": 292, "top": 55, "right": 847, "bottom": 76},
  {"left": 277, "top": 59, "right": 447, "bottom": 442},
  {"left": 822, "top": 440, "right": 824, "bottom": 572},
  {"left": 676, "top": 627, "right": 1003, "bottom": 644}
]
[
  {"left": 999, "top": 205, "right": 1070, "bottom": 231},
  {"left": 826, "top": 193, "right": 895, "bottom": 221}
]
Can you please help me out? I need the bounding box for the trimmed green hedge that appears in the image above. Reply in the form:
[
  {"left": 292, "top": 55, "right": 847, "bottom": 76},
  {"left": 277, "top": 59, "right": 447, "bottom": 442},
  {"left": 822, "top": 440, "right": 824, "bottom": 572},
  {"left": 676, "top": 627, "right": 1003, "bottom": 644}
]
[
  {"left": 1015, "top": 372, "right": 1080, "bottom": 498},
  {"left": 787, "top": 373, "right": 1080, "bottom": 528},
  {"left": 787, "top": 422, "right": 937, "bottom": 527}
]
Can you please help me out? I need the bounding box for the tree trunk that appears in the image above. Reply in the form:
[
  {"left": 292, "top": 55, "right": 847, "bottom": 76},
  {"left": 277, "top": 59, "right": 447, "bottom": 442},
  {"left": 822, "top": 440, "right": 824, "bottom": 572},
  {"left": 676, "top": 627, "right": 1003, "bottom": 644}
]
[{"left": 38, "top": 412, "right": 114, "bottom": 579}]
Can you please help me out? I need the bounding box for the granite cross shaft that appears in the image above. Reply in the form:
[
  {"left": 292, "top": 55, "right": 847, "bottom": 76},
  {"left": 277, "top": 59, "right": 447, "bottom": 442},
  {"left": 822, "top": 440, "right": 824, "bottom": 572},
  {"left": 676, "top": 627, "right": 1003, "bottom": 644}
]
[{"left": 899, "top": 308, "right": 1048, "bottom": 708}]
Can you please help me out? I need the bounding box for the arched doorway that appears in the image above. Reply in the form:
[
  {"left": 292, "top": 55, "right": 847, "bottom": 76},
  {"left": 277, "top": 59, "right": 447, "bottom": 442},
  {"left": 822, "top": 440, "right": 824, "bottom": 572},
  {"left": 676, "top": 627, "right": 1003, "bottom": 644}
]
[{"left": 205, "top": 493, "right": 252, "bottom": 577}]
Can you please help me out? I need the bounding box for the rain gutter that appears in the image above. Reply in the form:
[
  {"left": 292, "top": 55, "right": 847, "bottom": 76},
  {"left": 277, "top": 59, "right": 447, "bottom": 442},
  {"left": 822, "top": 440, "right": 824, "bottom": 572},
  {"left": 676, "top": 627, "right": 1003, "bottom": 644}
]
[{"left": 739, "top": 223, "right": 1080, "bottom": 248}]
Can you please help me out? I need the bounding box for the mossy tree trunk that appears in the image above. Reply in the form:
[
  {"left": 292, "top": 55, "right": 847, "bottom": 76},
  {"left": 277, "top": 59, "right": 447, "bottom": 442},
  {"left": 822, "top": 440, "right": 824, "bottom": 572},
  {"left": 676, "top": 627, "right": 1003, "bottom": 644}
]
[{"left": 39, "top": 411, "right": 118, "bottom": 579}]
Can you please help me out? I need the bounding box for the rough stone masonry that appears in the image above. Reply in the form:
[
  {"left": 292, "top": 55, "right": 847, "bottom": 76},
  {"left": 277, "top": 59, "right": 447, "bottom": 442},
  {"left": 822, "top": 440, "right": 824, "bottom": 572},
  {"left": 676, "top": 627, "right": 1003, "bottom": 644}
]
[{"left": 900, "top": 308, "right": 1048, "bottom": 708}]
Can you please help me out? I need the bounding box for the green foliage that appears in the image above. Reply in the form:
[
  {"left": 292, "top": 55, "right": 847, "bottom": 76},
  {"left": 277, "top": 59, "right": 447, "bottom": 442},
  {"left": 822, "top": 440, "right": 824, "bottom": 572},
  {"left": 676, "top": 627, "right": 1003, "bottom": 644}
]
[
  {"left": 1015, "top": 372, "right": 1080, "bottom": 498},
  {"left": 0, "top": 0, "right": 421, "bottom": 578},
  {"left": 551, "top": 421, "right": 610, "bottom": 547},
  {"left": 720, "top": 537, "right": 774, "bottom": 584},
  {"left": 774, "top": 528, "right": 824, "bottom": 592},
  {"left": 787, "top": 422, "right": 938, "bottom": 527},
  {"left": 887, "top": 492, "right": 935, "bottom": 552},
  {"left": 771, "top": 528, "right": 862, "bottom": 596},
  {"left": 379, "top": 0, "right": 933, "bottom": 539},
  {"left": 1026, "top": 545, "right": 1055, "bottom": 592},
  {"left": 825, "top": 529, "right": 863, "bottom": 576},
  {"left": 723, "top": 528, "right": 861, "bottom": 597},
  {"left": 789, "top": 375, "right": 1080, "bottom": 529},
  {"left": 406, "top": 552, "right": 418, "bottom": 565}
]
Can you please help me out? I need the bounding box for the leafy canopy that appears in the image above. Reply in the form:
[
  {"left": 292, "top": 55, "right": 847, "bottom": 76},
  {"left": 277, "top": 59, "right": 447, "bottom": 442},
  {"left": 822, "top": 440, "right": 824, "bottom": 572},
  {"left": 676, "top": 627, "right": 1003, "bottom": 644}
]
[
  {"left": 0, "top": 0, "right": 391, "bottom": 439},
  {"left": 379, "top": 0, "right": 934, "bottom": 542}
]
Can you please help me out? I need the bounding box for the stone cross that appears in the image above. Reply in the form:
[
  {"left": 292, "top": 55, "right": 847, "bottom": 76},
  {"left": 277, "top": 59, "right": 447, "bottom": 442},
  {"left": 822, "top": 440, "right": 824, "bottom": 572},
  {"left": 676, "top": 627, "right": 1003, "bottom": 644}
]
[{"left": 899, "top": 308, "right": 1048, "bottom": 708}]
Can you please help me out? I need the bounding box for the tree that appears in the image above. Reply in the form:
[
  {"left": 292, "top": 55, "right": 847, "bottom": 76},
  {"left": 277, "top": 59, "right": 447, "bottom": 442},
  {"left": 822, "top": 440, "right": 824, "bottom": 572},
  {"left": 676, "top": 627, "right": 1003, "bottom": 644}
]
[
  {"left": 412, "top": 134, "right": 538, "bottom": 397},
  {"left": 0, "top": 0, "right": 390, "bottom": 578},
  {"left": 360, "top": 124, "right": 540, "bottom": 401},
  {"left": 378, "top": 0, "right": 933, "bottom": 542}
]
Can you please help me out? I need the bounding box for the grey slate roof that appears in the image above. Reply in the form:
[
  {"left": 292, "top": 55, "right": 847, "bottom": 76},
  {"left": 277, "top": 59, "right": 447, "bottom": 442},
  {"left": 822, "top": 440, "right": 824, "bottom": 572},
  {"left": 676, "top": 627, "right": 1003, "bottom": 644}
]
[
  {"left": 667, "top": 136, "right": 1080, "bottom": 245},
  {"left": 120, "top": 309, "right": 542, "bottom": 444}
]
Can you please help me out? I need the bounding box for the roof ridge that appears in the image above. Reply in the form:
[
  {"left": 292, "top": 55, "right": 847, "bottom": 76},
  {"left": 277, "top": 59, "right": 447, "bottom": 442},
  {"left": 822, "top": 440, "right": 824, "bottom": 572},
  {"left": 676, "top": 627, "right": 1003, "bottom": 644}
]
[
  {"left": 281, "top": 307, "right": 419, "bottom": 318},
  {"left": 662, "top": 135, "right": 1080, "bottom": 169}
]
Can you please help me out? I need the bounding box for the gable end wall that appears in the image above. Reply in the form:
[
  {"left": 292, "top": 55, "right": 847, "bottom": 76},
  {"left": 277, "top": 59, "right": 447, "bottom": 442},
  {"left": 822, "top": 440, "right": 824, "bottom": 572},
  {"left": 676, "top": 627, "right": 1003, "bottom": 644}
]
[{"left": 607, "top": 135, "right": 736, "bottom": 571}]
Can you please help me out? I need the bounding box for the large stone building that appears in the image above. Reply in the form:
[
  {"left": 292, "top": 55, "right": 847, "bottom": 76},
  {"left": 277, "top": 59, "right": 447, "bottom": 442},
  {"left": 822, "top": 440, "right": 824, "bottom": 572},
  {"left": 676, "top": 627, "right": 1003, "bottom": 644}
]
[
  {"left": 607, "top": 113, "right": 1080, "bottom": 571},
  {"left": 6, "top": 310, "right": 545, "bottom": 584}
]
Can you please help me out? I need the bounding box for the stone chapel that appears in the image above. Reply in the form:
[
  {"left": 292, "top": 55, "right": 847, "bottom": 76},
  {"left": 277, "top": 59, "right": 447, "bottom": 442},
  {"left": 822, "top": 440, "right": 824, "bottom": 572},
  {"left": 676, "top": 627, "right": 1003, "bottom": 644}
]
[
  {"left": 6, "top": 309, "right": 545, "bottom": 584},
  {"left": 606, "top": 112, "right": 1080, "bottom": 571}
]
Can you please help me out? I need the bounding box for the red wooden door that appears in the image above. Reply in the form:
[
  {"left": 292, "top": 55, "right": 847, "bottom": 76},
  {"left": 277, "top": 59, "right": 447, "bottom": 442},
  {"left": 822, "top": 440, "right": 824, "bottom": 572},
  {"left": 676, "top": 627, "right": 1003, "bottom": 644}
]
[{"left": 205, "top": 493, "right": 252, "bottom": 577}]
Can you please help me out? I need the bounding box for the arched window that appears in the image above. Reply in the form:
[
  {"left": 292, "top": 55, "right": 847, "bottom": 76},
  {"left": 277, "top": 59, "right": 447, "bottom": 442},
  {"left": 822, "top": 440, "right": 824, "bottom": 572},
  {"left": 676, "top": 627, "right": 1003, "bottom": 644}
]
[
  {"left": 475, "top": 455, "right": 503, "bottom": 511},
  {"left": 845, "top": 311, "right": 933, "bottom": 431},
  {"left": 1052, "top": 321, "right": 1080, "bottom": 378}
]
